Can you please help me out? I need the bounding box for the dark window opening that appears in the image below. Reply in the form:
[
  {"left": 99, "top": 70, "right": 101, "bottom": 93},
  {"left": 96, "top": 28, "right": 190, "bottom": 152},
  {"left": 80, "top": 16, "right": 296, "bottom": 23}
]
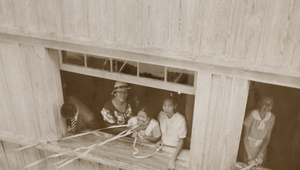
[
  {"left": 62, "top": 51, "right": 85, "bottom": 66},
  {"left": 112, "top": 59, "right": 137, "bottom": 76},
  {"left": 60, "top": 71, "right": 194, "bottom": 149},
  {"left": 61, "top": 50, "right": 196, "bottom": 88},
  {"left": 237, "top": 81, "right": 300, "bottom": 170},
  {"left": 86, "top": 55, "right": 111, "bottom": 71}
]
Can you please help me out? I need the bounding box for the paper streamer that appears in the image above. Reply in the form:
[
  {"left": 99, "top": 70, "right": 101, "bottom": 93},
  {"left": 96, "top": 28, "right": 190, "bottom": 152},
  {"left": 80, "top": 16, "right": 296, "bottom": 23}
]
[{"left": 132, "top": 137, "right": 162, "bottom": 159}]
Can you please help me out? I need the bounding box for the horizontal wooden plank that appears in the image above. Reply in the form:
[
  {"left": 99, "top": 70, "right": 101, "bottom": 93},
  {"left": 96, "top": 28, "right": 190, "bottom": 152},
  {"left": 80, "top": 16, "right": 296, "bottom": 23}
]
[
  {"left": 60, "top": 63, "right": 195, "bottom": 95},
  {"left": 0, "top": 33, "right": 299, "bottom": 90},
  {"left": 0, "top": 130, "right": 189, "bottom": 170}
]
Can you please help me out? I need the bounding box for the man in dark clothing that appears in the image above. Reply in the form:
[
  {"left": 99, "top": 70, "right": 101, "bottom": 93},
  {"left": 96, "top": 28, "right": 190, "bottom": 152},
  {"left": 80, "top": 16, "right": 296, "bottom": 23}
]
[{"left": 61, "top": 95, "right": 101, "bottom": 134}]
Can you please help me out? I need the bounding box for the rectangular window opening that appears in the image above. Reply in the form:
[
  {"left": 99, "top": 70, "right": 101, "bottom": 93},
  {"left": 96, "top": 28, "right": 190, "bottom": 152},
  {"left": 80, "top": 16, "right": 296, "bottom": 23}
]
[
  {"left": 236, "top": 81, "right": 300, "bottom": 170},
  {"left": 61, "top": 71, "right": 194, "bottom": 149}
]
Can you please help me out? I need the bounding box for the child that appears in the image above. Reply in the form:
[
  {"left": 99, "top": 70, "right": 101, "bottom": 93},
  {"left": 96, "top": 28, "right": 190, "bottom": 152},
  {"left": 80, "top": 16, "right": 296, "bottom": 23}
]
[
  {"left": 157, "top": 96, "right": 187, "bottom": 170},
  {"left": 128, "top": 104, "right": 161, "bottom": 143}
]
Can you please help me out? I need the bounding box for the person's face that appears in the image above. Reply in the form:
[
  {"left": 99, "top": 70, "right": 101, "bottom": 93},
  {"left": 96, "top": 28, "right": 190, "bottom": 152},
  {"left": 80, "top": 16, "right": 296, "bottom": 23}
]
[
  {"left": 258, "top": 97, "right": 273, "bottom": 114},
  {"left": 163, "top": 99, "right": 176, "bottom": 117},
  {"left": 137, "top": 111, "right": 149, "bottom": 125},
  {"left": 114, "top": 89, "right": 128, "bottom": 103}
]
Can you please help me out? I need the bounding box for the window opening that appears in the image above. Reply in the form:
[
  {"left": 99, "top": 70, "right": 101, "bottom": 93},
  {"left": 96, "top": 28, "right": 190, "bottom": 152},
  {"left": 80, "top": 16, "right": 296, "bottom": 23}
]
[
  {"left": 86, "top": 55, "right": 111, "bottom": 71},
  {"left": 61, "top": 71, "right": 194, "bottom": 149},
  {"left": 62, "top": 51, "right": 85, "bottom": 66},
  {"left": 139, "top": 63, "right": 165, "bottom": 81},
  {"left": 112, "top": 59, "right": 137, "bottom": 76},
  {"left": 60, "top": 50, "right": 196, "bottom": 95},
  {"left": 167, "top": 67, "right": 194, "bottom": 86},
  {"left": 236, "top": 81, "right": 300, "bottom": 170}
]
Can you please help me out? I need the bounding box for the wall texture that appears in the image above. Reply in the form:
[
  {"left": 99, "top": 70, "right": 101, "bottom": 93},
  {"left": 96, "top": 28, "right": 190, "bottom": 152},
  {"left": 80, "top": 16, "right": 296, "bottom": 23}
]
[
  {"left": 0, "top": 0, "right": 299, "bottom": 77},
  {"left": 0, "top": 42, "right": 65, "bottom": 140}
]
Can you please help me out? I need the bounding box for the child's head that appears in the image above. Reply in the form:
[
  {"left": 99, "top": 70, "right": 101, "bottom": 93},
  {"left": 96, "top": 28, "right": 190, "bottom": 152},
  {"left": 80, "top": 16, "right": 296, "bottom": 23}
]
[
  {"left": 136, "top": 104, "right": 153, "bottom": 125},
  {"left": 162, "top": 96, "right": 177, "bottom": 117}
]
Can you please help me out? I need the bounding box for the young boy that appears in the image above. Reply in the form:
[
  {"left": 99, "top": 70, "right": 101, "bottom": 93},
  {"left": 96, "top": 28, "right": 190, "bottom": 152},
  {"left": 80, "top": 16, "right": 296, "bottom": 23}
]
[{"left": 157, "top": 96, "right": 187, "bottom": 170}]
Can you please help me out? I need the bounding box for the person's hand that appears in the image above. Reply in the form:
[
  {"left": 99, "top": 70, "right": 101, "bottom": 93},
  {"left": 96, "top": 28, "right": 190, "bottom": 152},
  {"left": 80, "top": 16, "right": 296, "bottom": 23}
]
[
  {"left": 256, "top": 158, "right": 263, "bottom": 165},
  {"left": 168, "top": 158, "right": 176, "bottom": 170},
  {"left": 248, "top": 160, "right": 257, "bottom": 166},
  {"left": 246, "top": 153, "right": 253, "bottom": 160},
  {"left": 132, "top": 131, "right": 138, "bottom": 138},
  {"left": 134, "top": 124, "right": 148, "bottom": 131},
  {"left": 256, "top": 152, "right": 264, "bottom": 165}
]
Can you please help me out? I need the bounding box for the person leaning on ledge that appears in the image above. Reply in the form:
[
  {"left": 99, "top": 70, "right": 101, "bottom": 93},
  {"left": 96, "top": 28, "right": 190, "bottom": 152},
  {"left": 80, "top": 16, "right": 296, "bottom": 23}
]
[{"left": 61, "top": 95, "right": 101, "bottom": 134}]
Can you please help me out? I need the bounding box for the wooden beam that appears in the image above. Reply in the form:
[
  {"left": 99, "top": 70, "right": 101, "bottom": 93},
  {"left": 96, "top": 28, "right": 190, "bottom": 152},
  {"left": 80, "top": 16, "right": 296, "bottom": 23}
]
[
  {"left": 190, "top": 74, "right": 249, "bottom": 170},
  {"left": 0, "top": 33, "right": 299, "bottom": 89},
  {"left": 60, "top": 63, "right": 195, "bottom": 95},
  {"left": 190, "top": 72, "right": 212, "bottom": 169}
]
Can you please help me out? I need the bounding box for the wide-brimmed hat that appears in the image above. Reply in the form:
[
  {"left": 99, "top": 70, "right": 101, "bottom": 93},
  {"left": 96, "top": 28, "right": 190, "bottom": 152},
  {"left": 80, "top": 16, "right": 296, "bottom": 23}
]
[{"left": 111, "top": 81, "right": 131, "bottom": 95}]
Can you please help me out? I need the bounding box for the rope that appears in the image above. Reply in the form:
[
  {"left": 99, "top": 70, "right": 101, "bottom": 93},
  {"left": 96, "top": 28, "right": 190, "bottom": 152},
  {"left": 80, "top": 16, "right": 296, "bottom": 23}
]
[
  {"left": 55, "top": 127, "right": 135, "bottom": 169},
  {"left": 24, "top": 125, "right": 136, "bottom": 169},
  {"left": 7, "top": 124, "right": 160, "bottom": 169},
  {"left": 132, "top": 137, "right": 162, "bottom": 159},
  {"left": 0, "top": 124, "right": 128, "bottom": 158}
]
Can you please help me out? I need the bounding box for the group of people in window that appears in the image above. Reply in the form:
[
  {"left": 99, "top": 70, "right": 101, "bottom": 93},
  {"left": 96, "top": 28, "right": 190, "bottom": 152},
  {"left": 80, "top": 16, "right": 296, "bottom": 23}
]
[
  {"left": 60, "top": 81, "right": 187, "bottom": 170},
  {"left": 60, "top": 81, "right": 300, "bottom": 170}
]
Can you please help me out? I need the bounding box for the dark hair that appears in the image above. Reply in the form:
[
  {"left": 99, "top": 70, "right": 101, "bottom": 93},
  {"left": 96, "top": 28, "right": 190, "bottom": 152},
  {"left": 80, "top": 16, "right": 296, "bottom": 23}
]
[
  {"left": 137, "top": 103, "right": 154, "bottom": 119},
  {"left": 61, "top": 103, "right": 77, "bottom": 119},
  {"left": 163, "top": 95, "right": 178, "bottom": 106}
]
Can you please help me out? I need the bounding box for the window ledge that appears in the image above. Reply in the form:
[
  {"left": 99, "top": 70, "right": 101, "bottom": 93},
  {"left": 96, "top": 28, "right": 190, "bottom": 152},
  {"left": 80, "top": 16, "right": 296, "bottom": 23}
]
[{"left": 0, "top": 130, "right": 189, "bottom": 170}]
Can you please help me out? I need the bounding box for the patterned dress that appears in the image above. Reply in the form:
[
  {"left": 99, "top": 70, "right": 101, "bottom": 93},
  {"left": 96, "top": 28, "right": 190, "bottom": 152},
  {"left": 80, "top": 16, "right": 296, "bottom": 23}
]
[{"left": 101, "top": 100, "right": 133, "bottom": 126}]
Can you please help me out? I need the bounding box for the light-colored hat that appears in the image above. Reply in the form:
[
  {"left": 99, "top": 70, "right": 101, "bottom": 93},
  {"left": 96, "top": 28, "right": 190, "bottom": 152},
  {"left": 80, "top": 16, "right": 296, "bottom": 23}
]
[{"left": 111, "top": 81, "right": 131, "bottom": 95}]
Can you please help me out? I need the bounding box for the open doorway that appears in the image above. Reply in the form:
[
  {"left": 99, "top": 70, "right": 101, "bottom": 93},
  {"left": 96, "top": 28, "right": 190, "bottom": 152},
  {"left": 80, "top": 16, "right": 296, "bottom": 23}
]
[
  {"left": 237, "top": 81, "right": 300, "bottom": 170},
  {"left": 60, "top": 70, "right": 194, "bottom": 149}
]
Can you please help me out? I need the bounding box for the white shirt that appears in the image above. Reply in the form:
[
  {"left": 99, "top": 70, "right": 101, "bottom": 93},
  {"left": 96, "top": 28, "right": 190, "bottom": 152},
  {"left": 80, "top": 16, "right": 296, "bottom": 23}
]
[{"left": 158, "top": 111, "right": 187, "bottom": 147}]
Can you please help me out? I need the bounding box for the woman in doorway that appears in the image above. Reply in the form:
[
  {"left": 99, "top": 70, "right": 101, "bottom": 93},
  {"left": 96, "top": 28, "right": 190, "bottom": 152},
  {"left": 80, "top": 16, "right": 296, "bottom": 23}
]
[
  {"left": 242, "top": 96, "right": 275, "bottom": 166},
  {"left": 100, "top": 81, "right": 134, "bottom": 134}
]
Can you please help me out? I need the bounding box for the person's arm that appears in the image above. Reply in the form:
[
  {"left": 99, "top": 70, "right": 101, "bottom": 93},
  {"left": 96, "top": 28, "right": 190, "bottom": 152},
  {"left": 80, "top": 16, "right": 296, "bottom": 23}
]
[
  {"left": 256, "top": 117, "right": 275, "bottom": 164},
  {"left": 168, "top": 138, "right": 184, "bottom": 170},
  {"left": 143, "top": 135, "right": 160, "bottom": 143},
  {"left": 243, "top": 125, "right": 252, "bottom": 160},
  {"left": 141, "top": 121, "right": 161, "bottom": 143}
]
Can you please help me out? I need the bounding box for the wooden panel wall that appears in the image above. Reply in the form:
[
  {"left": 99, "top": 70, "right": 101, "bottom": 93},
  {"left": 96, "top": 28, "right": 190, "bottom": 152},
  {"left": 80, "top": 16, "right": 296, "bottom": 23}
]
[
  {"left": 0, "top": 42, "right": 65, "bottom": 140},
  {"left": 190, "top": 73, "right": 249, "bottom": 170},
  {"left": 0, "top": 0, "right": 299, "bottom": 76},
  {"left": 0, "top": 140, "right": 120, "bottom": 170}
]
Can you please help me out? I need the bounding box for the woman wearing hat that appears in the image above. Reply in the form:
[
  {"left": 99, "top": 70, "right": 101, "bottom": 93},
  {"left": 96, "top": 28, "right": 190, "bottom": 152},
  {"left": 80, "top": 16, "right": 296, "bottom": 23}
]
[{"left": 100, "top": 81, "right": 134, "bottom": 134}]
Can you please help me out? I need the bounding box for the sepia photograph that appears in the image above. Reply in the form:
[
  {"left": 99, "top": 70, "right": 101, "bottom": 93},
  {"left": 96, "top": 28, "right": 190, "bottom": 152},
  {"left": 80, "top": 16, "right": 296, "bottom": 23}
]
[{"left": 0, "top": 0, "right": 299, "bottom": 170}]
